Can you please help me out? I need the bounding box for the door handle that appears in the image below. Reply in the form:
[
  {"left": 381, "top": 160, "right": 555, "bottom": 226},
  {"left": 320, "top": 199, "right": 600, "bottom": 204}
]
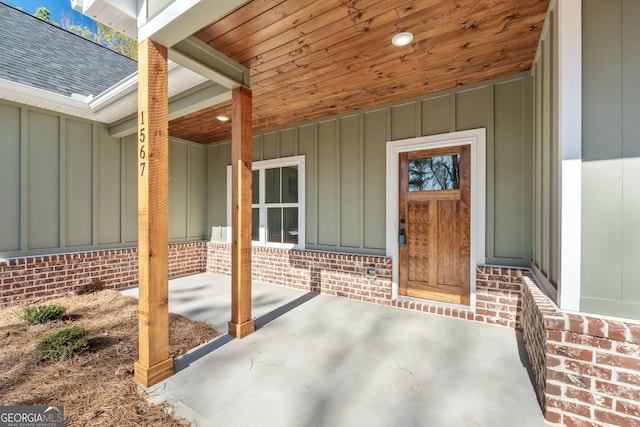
[{"left": 398, "top": 228, "right": 406, "bottom": 246}]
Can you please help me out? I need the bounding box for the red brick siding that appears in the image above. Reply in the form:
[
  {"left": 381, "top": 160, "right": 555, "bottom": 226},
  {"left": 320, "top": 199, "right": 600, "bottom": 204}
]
[
  {"left": 207, "top": 244, "right": 523, "bottom": 328},
  {"left": 206, "top": 243, "right": 393, "bottom": 304},
  {"left": 520, "top": 275, "right": 640, "bottom": 427},
  {"left": 0, "top": 242, "right": 206, "bottom": 307}
]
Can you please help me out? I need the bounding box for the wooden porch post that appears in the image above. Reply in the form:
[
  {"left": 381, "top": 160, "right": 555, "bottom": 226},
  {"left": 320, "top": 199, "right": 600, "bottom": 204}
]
[
  {"left": 228, "top": 86, "right": 255, "bottom": 338},
  {"left": 134, "top": 38, "right": 173, "bottom": 387}
]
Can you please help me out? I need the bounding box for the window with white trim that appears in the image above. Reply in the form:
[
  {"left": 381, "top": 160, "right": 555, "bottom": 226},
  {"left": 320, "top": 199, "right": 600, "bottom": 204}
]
[{"left": 227, "top": 156, "right": 305, "bottom": 248}]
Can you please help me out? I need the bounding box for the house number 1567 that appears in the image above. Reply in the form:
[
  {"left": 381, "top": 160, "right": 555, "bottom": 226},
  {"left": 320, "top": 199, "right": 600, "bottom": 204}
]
[{"left": 139, "top": 110, "right": 146, "bottom": 176}]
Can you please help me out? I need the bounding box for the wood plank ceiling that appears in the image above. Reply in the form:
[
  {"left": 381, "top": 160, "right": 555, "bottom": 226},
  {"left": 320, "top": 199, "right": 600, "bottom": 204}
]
[{"left": 169, "top": 0, "right": 550, "bottom": 144}]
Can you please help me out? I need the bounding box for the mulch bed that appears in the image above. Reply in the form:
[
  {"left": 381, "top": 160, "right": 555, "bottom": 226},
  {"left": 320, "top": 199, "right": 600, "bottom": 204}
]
[{"left": 0, "top": 289, "right": 219, "bottom": 426}]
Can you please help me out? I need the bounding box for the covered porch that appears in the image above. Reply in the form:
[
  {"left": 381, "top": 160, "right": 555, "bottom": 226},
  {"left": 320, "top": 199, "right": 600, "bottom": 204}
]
[{"left": 122, "top": 273, "right": 547, "bottom": 427}]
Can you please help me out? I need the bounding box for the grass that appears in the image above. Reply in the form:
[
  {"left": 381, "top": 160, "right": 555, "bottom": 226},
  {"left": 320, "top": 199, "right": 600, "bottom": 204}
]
[{"left": 0, "top": 289, "right": 218, "bottom": 426}]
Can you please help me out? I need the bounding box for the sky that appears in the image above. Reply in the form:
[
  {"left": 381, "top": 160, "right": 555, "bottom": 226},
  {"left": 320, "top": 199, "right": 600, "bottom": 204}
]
[{"left": 1, "top": 0, "right": 97, "bottom": 30}]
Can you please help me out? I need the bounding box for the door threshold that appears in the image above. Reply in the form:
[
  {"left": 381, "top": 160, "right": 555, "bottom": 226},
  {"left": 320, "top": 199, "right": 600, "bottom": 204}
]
[{"left": 395, "top": 295, "right": 474, "bottom": 313}]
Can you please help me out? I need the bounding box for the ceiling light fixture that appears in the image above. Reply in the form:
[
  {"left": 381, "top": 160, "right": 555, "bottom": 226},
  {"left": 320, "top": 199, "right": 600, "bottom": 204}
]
[
  {"left": 391, "top": 31, "right": 413, "bottom": 47},
  {"left": 216, "top": 115, "right": 230, "bottom": 122}
]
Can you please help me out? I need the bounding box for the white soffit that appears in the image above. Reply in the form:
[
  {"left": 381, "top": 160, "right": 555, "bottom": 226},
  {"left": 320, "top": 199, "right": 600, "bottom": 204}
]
[{"left": 71, "top": 0, "right": 138, "bottom": 38}]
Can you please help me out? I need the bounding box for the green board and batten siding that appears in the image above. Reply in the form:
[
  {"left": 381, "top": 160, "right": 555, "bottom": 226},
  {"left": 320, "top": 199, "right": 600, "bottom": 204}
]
[
  {"left": 0, "top": 73, "right": 533, "bottom": 267},
  {"left": 531, "top": 2, "right": 560, "bottom": 293},
  {"left": 207, "top": 73, "right": 534, "bottom": 266},
  {"left": 0, "top": 100, "right": 207, "bottom": 257},
  {"left": 581, "top": 0, "right": 640, "bottom": 318}
]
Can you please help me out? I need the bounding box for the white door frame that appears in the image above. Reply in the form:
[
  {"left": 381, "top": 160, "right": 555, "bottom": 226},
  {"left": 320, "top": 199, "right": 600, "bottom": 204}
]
[{"left": 386, "top": 128, "right": 486, "bottom": 310}]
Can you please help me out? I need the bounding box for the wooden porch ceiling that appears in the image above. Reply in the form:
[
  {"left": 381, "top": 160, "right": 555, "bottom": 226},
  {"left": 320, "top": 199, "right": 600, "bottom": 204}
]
[{"left": 168, "top": 0, "right": 549, "bottom": 144}]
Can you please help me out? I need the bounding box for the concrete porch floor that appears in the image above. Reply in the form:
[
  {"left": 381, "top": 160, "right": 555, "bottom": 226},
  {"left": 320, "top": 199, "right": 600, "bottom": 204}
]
[{"left": 121, "top": 273, "right": 548, "bottom": 427}]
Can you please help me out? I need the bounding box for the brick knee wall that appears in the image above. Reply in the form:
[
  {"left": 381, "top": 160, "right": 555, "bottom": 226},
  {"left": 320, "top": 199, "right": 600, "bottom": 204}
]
[
  {"left": 521, "top": 272, "right": 553, "bottom": 411},
  {"left": 206, "top": 243, "right": 393, "bottom": 303},
  {"left": 207, "top": 244, "right": 523, "bottom": 328},
  {"left": 0, "top": 241, "right": 206, "bottom": 307},
  {"left": 520, "top": 275, "right": 640, "bottom": 426}
]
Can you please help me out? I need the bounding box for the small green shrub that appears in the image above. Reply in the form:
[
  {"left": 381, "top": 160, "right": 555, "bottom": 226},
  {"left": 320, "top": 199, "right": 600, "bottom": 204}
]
[
  {"left": 37, "top": 325, "right": 89, "bottom": 361},
  {"left": 23, "top": 304, "right": 67, "bottom": 324}
]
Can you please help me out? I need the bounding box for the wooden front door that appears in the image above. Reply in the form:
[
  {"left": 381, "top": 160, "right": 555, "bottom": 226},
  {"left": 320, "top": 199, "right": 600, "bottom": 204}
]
[{"left": 398, "top": 145, "right": 471, "bottom": 305}]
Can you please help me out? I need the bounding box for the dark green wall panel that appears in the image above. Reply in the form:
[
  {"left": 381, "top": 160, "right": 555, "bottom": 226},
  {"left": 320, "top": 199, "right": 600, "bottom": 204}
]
[
  {"left": 65, "top": 120, "right": 93, "bottom": 247},
  {"left": 280, "top": 128, "right": 296, "bottom": 158},
  {"left": 189, "top": 144, "right": 206, "bottom": 239},
  {"left": 0, "top": 104, "right": 21, "bottom": 251},
  {"left": 363, "top": 109, "right": 387, "bottom": 250},
  {"left": 298, "top": 123, "right": 317, "bottom": 245},
  {"left": 422, "top": 95, "right": 451, "bottom": 136},
  {"left": 494, "top": 79, "right": 527, "bottom": 259},
  {"left": 456, "top": 87, "right": 489, "bottom": 131},
  {"left": 124, "top": 135, "right": 138, "bottom": 243},
  {"left": 317, "top": 120, "right": 338, "bottom": 246},
  {"left": 207, "top": 142, "right": 230, "bottom": 242},
  {"left": 581, "top": 0, "right": 640, "bottom": 317},
  {"left": 263, "top": 132, "right": 278, "bottom": 160},
  {"left": 339, "top": 115, "right": 360, "bottom": 248},
  {"left": 391, "top": 102, "right": 417, "bottom": 140},
  {"left": 28, "top": 111, "right": 59, "bottom": 249},
  {"left": 96, "top": 127, "right": 121, "bottom": 244},
  {"left": 170, "top": 139, "right": 188, "bottom": 240}
]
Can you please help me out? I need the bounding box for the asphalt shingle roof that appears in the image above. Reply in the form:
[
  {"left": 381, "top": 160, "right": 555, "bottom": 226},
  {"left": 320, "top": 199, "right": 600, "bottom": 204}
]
[{"left": 0, "top": 2, "right": 137, "bottom": 97}]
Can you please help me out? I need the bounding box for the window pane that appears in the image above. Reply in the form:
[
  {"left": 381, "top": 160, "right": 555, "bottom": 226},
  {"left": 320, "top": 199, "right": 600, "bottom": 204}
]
[
  {"left": 266, "top": 207, "right": 298, "bottom": 244},
  {"left": 267, "top": 207, "right": 282, "bottom": 243},
  {"left": 283, "top": 207, "right": 298, "bottom": 244},
  {"left": 408, "top": 154, "right": 460, "bottom": 191},
  {"left": 252, "top": 208, "right": 259, "bottom": 241},
  {"left": 252, "top": 170, "right": 260, "bottom": 204},
  {"left": 281, "top": 166, "right": 298, "bottom": 203},
  {"left": 265, "top": 168, "right": 280, "bottom": 203}
]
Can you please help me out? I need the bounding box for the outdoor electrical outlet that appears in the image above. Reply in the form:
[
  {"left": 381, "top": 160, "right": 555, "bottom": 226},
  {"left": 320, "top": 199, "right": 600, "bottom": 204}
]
[{"left": 366, "top": 266, "right": 376, "bottom": 278}]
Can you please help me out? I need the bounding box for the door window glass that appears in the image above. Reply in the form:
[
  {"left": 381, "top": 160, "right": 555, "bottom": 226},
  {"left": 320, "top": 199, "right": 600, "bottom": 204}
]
[{"left": 408, "top": 154, "right": 460, "bottom": 191}]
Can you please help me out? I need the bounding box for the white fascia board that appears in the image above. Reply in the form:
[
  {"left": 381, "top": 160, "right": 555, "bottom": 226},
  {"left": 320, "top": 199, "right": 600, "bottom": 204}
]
[
  {"left": 0, "top": 77, "right": 92, "bottom": 118},
  {"left": 138, "top": 0, "right": 245, "bottom": 47}
]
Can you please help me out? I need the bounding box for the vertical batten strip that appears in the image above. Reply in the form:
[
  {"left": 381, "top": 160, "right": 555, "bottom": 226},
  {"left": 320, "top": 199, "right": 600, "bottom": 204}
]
[
  {"left": 20, "top": 108, "right": 28, "bottom": 251},
  {"left": 134, "top": 39, "right": 173, "bottom": 387}
]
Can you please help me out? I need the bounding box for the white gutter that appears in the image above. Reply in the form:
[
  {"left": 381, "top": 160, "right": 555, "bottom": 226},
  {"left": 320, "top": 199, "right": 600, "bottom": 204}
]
[
  {"left": 0, "top": 77, "right": 92, "bottom": 117},
  {"left": 88, "top": 71, "right": 138, "bottom": 111},
  {"left": 88, "top": 61, "right": 182, "bottom": 112}
]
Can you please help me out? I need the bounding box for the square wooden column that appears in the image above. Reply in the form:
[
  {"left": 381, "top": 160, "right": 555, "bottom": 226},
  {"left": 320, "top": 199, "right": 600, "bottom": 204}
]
[
  {"left": 134, "top": 38, "right": 173, "bottom": 387},
  {"left": 228, "top": 86, "right": 255, "bottom": 338}
]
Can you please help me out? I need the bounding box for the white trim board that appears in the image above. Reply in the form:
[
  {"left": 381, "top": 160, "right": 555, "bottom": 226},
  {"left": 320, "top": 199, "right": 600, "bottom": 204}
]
[
  {"left": 385, "top": 128, "right": 487, "bottom": 311},
  {"left": 556, "top": 0, "right": 582, "bottom": 312}
]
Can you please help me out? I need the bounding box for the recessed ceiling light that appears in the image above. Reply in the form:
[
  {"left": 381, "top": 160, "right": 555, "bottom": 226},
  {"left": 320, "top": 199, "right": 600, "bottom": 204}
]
[
  {"left": 391, "top": 31, "right": 413, "bottom": 47},
  {"left": 216, "top": 115, "right": 230, "bottom": 122}
]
